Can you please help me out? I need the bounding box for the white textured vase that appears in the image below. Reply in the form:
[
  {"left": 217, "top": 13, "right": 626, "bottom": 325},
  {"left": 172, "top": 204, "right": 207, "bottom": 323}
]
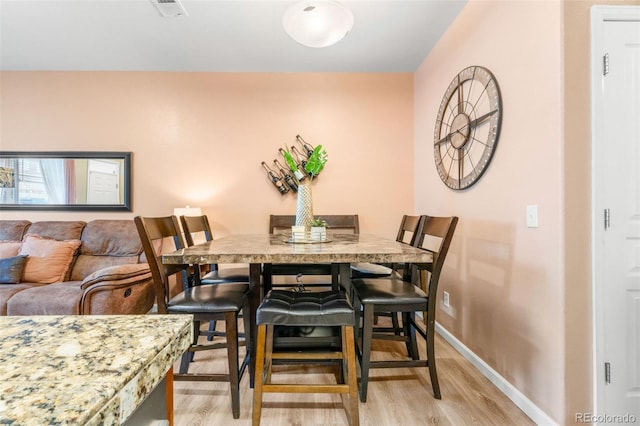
[{"left": 295, "top": 183, "right": 314, "bottom": 230}]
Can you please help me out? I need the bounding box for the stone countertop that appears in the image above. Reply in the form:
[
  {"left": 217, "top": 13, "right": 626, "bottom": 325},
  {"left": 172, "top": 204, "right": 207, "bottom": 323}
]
[
  {"left": 162, "top": 233, "right": 433, "bottom": 265},
  {"left": 0, "top": 314, "right": 193, "bottom": 426}
]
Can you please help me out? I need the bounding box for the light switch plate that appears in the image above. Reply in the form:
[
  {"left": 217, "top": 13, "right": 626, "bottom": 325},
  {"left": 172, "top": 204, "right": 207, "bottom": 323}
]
[{"left": 526, "top": 205, "right": 539, "bottom": 228}]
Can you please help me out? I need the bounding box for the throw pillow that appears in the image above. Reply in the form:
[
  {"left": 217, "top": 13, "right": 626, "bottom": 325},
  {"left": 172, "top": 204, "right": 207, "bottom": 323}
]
[
  {"left": 0, "top": 255, "right": 28, "bottom": 284},
  {"left": 18, "top": 235, "right": 81, "bottom": 284},
  {"left": 0, "top": 241, "right": 22, "bottom": 258}
]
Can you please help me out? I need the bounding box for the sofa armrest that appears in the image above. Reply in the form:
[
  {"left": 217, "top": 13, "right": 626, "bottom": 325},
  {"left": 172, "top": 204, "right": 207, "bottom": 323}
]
[{"left": 80, "top": 263, "right": 152, "bottom": 290}]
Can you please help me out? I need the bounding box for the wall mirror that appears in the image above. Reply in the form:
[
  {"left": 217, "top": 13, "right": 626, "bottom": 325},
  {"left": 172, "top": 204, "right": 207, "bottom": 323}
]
[{"left": 0, "top": 151, "right": 132, "bottom": 211}]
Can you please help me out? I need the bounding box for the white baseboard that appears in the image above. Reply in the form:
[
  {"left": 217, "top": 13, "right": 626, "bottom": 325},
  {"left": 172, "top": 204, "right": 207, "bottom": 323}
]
[{"left": 435, "top": 323, "right": 558, "bottom": 426}]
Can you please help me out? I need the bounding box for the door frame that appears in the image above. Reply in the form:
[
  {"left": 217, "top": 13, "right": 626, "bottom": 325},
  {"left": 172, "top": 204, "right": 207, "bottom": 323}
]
[{"left": 590, "top": 4, "right": 640, "bottom": 415}]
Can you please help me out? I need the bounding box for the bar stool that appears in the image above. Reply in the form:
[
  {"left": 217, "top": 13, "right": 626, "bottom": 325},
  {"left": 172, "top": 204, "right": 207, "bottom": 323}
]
[{"left": 252, "top": 289, "right": 359, "bottom": 426}]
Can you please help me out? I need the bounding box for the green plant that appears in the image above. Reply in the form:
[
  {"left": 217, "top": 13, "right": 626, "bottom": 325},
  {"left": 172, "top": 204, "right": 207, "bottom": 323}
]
[
  {"left": 282, "top": 143, "right": 328, "bottom": 184},
  {"left": 310, "top": 218, "right": 327, "bottom": 227},
  {"left": 282, "top": 148, "right": 299, "bottom": 175},
  {"left": 304, "top": 145, "right": 327, "bottom": 181}
]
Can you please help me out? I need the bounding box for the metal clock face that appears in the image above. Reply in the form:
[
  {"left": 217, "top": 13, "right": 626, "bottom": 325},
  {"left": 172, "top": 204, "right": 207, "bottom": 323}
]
[{"left": 433, "top": 66, "right": 502, "bottom": 190}]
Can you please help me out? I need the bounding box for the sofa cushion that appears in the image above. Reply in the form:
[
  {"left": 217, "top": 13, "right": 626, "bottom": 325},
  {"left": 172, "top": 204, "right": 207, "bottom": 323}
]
[
  {"left": 0, "top": 283, "right": 43, "bottom": 315},
  {"left": 25, "top": 221, "right": 85, "bottom": 241},
  {"left": 0, "top": 241, "right": 22, "bottom": 258},
  {"left": 0, "top": 255, "right": 28, "bottom": 284},
  {"left": 80, "top": 220, "right": 143, "bottom": 256},
  {"left": 19, "top": 235, "right": 81, "bottom": 284},
  {"left": 6, "top": 281, "right": 84, "bottom": 315},
  {"left": 0, "top": 220, "right": 31, "bottom": 241},
  {"left": 69, "top": 220, "right": 143, "bottom": 281}
]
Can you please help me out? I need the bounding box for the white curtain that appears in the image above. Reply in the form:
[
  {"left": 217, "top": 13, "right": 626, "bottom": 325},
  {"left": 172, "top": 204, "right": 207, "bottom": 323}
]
[{"left": 40, "top": 159, "right": 66, "bottom": 204}]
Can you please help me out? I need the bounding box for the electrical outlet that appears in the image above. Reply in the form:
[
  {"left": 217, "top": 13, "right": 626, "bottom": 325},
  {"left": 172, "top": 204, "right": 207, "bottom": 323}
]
[{"left": 443, "top": 291, "right": 450, "bottom": 308}]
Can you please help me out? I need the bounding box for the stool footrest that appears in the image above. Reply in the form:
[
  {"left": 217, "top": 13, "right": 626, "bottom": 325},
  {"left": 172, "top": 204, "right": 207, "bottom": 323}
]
[
  {"left": 271, "top": 352, "right": 344, "bottom": 360},
  {"left": 262, "top": 384, "right": 350, "bottom": 394},
  {"left": 174, "top": 373, "right": 230, "bottom": 382}
]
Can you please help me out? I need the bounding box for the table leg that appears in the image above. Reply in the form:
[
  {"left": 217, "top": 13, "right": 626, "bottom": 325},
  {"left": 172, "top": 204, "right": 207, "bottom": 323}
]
[
  {"left": 331, "top": 263, "right": 340, "bottom": 290},
  {"left": 248, "top": 263, "right": 262, "bottom": 389},
  {"left": 262, "top": 263, "right": 272, "bottom": 293},
  {"left": 338, "top": 263, "right": 352, "bottom": 299}
]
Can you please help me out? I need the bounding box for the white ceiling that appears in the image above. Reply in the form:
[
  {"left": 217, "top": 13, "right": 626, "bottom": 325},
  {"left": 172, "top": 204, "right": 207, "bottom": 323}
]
[{"left": 0, "top": 0, "right": 467, "bottom": 72}]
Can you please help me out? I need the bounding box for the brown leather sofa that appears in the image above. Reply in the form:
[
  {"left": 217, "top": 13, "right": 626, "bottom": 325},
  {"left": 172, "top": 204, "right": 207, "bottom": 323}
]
[{"left": 0, "top": 219, "right": 155, "bottom": 315}]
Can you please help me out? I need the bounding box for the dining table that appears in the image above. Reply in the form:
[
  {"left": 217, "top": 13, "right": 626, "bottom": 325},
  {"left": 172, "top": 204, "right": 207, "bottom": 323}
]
[{"left": 161, "top": 232, "right": 433, "bottom": 387}]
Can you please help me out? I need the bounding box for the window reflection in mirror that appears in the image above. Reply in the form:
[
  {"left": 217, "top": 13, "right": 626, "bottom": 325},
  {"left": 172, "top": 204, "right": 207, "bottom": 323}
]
[{"left": 0, "top": 152, "right": 131, "bottom": 211}]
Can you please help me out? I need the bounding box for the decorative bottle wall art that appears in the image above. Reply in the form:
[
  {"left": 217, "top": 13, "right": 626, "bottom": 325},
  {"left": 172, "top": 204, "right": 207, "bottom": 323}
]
[{"left": 261, "top": 135, "right": 327, "bottom": 197}]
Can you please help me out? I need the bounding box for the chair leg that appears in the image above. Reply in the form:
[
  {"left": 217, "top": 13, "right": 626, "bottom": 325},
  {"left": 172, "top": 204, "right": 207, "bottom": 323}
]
[
  {"left": 353, "top": 297, "right": 362, "bottom": 346},
  {"left": 182, "top": 320, "right": 200, "bottom": 371},
  {"left": 264, "top": 325, "right": 275, "bottom": 384},
  {"left": 207, "top": 320, "right": 217, "bottom": 341},
  {"left": 359, "top": 304, "right": 375, "bottom": 402},
  {"left": 179, "top": 351, "right": 191, "bottom": 374},
  {"left": 252, "top": 325, "right": 267, "bottom": 426},
  {"left": 343, "top": 325, "right": 360, "bottom": 426},
  {"left": 403, "top": 312, "right": 420, "bottom": 360},
  {"left": 224, "top": 311, "right": 241, "bottom": 419},
  {"left": 242, "top": 303, "right": 252, "bottom": 371},
  {"left": 391, "top": 312, "right": 401, "bottom": 335},
  {"left": 425, "top": 318, "right": 441, "bottom": 399}
]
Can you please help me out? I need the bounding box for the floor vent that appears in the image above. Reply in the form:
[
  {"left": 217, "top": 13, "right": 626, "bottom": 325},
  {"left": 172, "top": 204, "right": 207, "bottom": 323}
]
[{"left": 150, "top": 0, "right": 188, "bottom": 18}]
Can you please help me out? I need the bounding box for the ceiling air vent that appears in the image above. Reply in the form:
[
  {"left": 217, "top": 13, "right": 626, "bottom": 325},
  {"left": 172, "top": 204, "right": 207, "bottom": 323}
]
[{"left": 150, "top": 0, "right": 188, "bottom": 18}]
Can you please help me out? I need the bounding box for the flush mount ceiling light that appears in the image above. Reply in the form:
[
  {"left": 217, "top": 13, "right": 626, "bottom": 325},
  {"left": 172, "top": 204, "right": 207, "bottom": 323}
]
[{"left": 283, "top": 0, "right": 354, "bottom": 48}]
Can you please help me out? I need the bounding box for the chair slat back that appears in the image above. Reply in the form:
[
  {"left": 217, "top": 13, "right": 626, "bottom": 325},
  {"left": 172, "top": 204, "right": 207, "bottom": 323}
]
[
  {"left": 135, "top": 215, "right": 188, "bottom": 313},
  {"left": 180, "top": 214, "right": 219, "bottom": 273},
  {"left": 412, "top": 215, "right": 458, "bottom": 305},
  {"left": 180, "top": 215, "right": 213, "bottom": 246},
  {"left": 396, "top": 215, "right": 424, "bottom": 244},
  {"left": 269, "top": 214, "right": 360, "bottom": 234}
]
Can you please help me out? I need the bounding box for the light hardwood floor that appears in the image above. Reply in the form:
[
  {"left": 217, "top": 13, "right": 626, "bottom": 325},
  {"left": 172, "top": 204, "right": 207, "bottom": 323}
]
[{"left": 173, "top": 321, "right": 535, "bottom": 426}]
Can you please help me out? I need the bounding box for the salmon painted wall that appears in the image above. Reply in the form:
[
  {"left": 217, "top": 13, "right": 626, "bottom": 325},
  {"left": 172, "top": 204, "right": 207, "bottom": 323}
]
[
  {"left": 414, "top": 0, "right": 564, "bottom": 422},
  {"left": 0, "top": 72, "right": 413, "bottom": 236}
]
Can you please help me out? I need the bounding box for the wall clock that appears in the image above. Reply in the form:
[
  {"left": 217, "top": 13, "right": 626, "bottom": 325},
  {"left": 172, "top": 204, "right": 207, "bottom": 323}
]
[{"left": 433, "top": 66, "right": 502, "bottom": 190}]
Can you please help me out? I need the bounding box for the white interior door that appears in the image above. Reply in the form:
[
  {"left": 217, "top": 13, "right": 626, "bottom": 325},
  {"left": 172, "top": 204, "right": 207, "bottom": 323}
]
[
  {"left": 87, "top": 159, "right": 119, "bottom": 204},
  {"left": 592, "top": 6, "right": 640, "bottom": 420}
]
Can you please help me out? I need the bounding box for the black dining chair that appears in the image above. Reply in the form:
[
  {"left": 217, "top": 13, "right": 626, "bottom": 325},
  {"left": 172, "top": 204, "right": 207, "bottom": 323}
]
[
  {"left": 180, "top": 214, "right": 250, "bottom": 343},
  {"left": 351, "top": 215, "right": 458, "bottom": 402},
  {"left": 350, "top": 214, "right": 424, "bottom": 279},
  {"left": 350, "top": 215, "right": 425, "bottom": 334},
  {"left": 134, "top": 215, "right": 250, "bottom": 419},
  {"left": 263, "top": 214, "right": 359, "bottom": 292},
  {"left": 180, "top": 214, "right": 250, "bottom": 285}
]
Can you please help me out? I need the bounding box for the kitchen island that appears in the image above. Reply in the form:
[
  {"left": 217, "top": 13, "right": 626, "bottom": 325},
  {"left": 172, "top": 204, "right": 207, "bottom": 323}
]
[{"left": 0, "top": 314, "right": 192, "bottom": 426}]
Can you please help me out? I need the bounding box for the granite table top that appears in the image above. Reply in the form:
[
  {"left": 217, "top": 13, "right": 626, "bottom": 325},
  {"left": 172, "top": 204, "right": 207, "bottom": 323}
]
[
  {"left": 0, "top": 314, "right": 193, "bottom": 426},
  {"left": 161, "top": 233, "right": 433, "bottom": 265}
]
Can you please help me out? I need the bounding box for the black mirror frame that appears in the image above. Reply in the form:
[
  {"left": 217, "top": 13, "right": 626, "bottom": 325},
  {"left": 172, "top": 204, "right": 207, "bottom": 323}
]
[{"left": 0, "top": 151, "right": 132, "bottom": 212}]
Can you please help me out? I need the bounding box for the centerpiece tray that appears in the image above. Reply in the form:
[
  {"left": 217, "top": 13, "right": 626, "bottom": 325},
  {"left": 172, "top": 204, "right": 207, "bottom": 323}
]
[{"left": 284, "top": 237, "right": 332, "bottom": 244}]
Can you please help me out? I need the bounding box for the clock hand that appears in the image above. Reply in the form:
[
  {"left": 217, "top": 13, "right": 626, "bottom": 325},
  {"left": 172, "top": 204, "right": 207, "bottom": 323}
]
[
  {"left": 434, "top": 133, "right": 452, "bottom": 146},
  {"left": 466, "top": 109, "right": 498, "bottom": 130},
  {"left": 435, "top": 127, "right": 468, "bottom": 146}
]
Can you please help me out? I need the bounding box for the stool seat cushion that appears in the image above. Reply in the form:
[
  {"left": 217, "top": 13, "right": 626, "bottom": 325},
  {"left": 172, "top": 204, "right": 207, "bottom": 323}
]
[
  {"left": 201, "top": 266, "right": 250, "bottom": 284},
  {"left": 168, "top": 282, "right": 248, "bottom": 313},
  {"left": 350, "top": 262, "right": 393, "bottom": 277},
  {"left": 257, "top": 290, "right": 354, "bottom": 327},
  {"left": 352, "top": 277, "right": 427, "bottom": 306}
]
